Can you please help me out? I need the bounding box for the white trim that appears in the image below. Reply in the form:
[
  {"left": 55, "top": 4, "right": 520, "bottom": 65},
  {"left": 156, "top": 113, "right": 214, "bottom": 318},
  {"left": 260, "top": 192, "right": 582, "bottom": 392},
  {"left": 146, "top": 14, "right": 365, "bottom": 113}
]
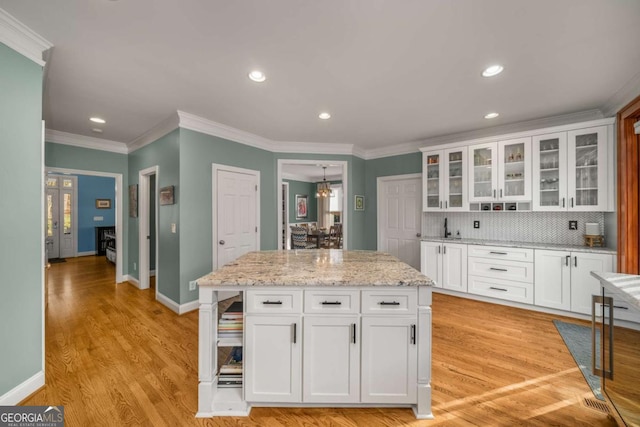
[
  {"left": 365, "top": 140, "right": 426, "bottom": 160},
  {"left": 0, "top": 8, "right": 52, "bottom": 66},
  {"left": 602, "top": 71, "right": 640, "bottom": 117},
  {"left": 277, "top": 159, "right": 348, "bottom": 251},
  {"left": 150, "top": 269, "right": 156, "bottom": 277},
  {"left": 77, "top": 251, "right": 96, "bottom": 257},
  {"left": 376, "top": 173, "right": 423, "bottom": 252},
  {"left": 211, "top": 164, "right": 261, "bottom": 271},
  {"left": 40, "top": 121, "right": 45, "bottom": 375},
  {"left": 46, "top": 167, "right": 124, "bottom": 284},
  {"left": 128, "top": 113, "right": 180, "bottom": 153},
  {"left": 0, "top": 371, "right": 44, "bottom": 405},
  {"left": 138, "top": 166, "right": 158, "bottom": 291},
  {"left": 125, "top": 274, "right": 141, "bottom": 288},
  {"left": 635, "top": 120, "right": 640, "bottom": 135},
  {"left": 272, "top": 141, "right": 357, "bottom": 156},
  {"left": 418, "top": 117, "right": 615, "bottom": 152},
  {"left": 45, "top": 129, "right": 128, "bottom": 154},
  {"left": 282, "top": 182, "right": 289, "bottom": 250},
  {"left": 157, "top": 292, "right": 199, "bottom": 315}
]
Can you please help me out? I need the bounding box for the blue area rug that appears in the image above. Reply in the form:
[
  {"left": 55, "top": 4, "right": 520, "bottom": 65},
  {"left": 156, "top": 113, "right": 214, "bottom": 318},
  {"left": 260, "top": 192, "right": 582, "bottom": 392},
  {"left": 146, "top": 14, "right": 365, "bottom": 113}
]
[{"left": 553, "top": 319, "right": 604, "bottom": 401}]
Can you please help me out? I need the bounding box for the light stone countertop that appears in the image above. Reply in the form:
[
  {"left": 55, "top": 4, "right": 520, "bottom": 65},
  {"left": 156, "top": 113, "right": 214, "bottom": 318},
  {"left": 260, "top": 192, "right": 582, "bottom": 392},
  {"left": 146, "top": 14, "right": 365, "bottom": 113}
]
[
  {"left": 591, "top": 272, "right": 640, "bottom": 312},
  {"left": 197, "top": 250, "right": 433, "bottom": 287},
  {"left": 421, "top": 237, "right": 616, "bottom": 255}
]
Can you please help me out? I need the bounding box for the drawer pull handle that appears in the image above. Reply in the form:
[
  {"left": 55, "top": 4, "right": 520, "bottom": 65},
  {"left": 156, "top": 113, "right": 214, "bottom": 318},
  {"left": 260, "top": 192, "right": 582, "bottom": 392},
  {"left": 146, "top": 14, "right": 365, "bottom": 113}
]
[
  {"left": 293, "top": 323, "right": 297, "bottom": 343},
  {"left": 379, "top": 301, "right": 401, "bottom": 306},
  {"left": 262, "top": 300, "right": 283, "bottom": 305},
  {"left": 613, "top": 305, "right": 629, "bottom": 310},
  {"left": 489, "top": 267, "right": 508, "bottom": 272},
  {"left": 411, "top": 324, "right": 416, "bottom": 345},
  {"left": 489, "top": 251, "right": 507, "bottom": 255},
  {"left": 321, "top": 301, "right": 342, "bottom": 305},
  {"left": 489, "top": 286, "right": 508, "bottom": 292},
  {"left": 352, "top": 323, "right": 357, "bottom": 344}
]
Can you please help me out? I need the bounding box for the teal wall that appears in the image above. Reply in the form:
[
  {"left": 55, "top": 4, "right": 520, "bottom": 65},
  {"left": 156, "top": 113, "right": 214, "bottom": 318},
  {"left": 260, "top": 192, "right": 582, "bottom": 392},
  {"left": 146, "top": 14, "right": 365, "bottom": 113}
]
[
  {"left": 45, "top": 143, "right": 129, "bottom": 270},
  {"left": 128, "top": 130, "right": 180, "bottom": 302},
  {"left": 363, "top": 152, "right": 422, "bottom": 249},
  {"left": 0, "top": 44, "right": 44, "bottom": 396},
  {"left": 284, "top": 179, "right": 318, "bottom": 223}
]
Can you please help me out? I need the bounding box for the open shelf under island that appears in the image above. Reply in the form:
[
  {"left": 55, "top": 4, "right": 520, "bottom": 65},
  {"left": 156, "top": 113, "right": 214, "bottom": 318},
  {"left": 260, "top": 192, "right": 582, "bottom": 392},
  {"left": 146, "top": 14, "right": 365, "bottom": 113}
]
[{"left": 195, "top": 249, "right": 434, "bottom": 419}]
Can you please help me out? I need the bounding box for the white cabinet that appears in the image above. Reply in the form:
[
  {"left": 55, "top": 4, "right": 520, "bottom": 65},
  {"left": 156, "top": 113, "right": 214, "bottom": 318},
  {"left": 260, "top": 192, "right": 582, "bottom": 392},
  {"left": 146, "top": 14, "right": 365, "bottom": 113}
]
[
  {"left": 244, "top": 315, "right": 302, "bottom": 402},
  {"left": 532, "top": 126, "right": 611, "bottom": 211},
  {"left": 420, "top": 241, "right": 467, "bottom": 292},
  {"left": 303, "top": 316, "right": 359, "bottom": 403},
  {"left": 469, "top": 138, "right": 532, "bottom": 203},
  {"left": 361, "top": 316, "right": 417, "bottom": 403},
  {"left": 423, "top": 147, "right": 468, "bottom": 211},
  {"left": 534, "top": 250, "right": 614, "bottom": 314}
]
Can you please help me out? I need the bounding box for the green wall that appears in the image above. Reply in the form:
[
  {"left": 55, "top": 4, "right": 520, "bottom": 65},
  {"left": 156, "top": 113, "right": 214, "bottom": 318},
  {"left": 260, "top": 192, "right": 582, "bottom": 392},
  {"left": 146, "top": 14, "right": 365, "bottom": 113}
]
[
  {"left": 45, "top": 143, "right": 129, "bottom": 269},
  {"left": 363, "top": 152, "right": 422, "bottom": 249},
  {"left": 0, "top": 43, "right": 44, "bottom": 396},
  {"left": 128, "top": 130, "right": 180, "bottom": 302},
  {"left": 284, "top": 179, "right": 318, "bottom": 223}
]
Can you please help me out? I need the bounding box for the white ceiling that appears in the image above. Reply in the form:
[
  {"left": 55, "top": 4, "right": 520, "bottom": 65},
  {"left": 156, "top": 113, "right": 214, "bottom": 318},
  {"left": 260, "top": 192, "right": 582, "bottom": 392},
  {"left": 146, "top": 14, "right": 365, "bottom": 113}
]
[{"left": 2, "top": 0, "right": 640, "bottom": 152}]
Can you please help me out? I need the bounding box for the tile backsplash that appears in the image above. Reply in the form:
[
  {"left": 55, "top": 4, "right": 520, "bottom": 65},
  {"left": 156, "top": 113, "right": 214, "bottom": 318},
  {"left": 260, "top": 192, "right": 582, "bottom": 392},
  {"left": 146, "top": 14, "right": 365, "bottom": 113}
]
[{"left": 423, "top": 211, "right": 606, "bottom": 246}]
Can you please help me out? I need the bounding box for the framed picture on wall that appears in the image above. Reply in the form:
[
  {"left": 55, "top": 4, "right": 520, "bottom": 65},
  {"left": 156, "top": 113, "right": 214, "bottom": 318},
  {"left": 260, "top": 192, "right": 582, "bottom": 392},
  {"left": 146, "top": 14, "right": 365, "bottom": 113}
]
[
  {"left": 129, "top": 184, "right": 138, "bottom": 218},
  {"left": 355, "top": 195, "right": 365, "bottom": 211},
  {"left": 159, "top": 185, "right": 175, "bottom": 205},
  {"left": 95, "top": 199, "right": 111, "bottom": 209},
  {"left": 295, "top": 194, "right": 308, "bottom": 219}
]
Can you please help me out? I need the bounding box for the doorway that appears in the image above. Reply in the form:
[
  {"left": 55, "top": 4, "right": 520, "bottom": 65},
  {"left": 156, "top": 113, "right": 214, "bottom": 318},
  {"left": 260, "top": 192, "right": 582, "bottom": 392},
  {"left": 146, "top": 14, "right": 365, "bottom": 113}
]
[
  {"left": 138, "top": 166, "right": 159, "bottom": 293},
  {"left": 45, "top": 174, "right": 77, "bottom": 260}
]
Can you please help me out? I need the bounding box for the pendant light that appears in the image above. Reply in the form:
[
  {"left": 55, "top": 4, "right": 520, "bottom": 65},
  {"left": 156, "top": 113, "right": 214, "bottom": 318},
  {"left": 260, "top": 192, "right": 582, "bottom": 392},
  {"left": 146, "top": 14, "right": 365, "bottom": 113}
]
[{"left": 316, "top": 166, "right": 332, "bottom": 198}]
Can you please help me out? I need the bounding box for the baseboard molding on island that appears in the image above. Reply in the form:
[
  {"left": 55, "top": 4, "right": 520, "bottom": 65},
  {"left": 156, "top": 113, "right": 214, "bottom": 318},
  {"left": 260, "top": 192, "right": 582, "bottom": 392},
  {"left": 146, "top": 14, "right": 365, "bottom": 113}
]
[
  {"left": 0, "top": 371, "right": 44, "bottom": 405},
  {"left": 157, "top": 292, "right": 199, "bottom": 315}
]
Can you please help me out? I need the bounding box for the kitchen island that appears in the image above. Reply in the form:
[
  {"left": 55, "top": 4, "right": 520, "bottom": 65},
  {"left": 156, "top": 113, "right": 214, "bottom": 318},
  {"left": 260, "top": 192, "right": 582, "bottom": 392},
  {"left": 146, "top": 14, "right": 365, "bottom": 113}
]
[{"left": 196, "top": 250, "right": 434, "bottom": 419}]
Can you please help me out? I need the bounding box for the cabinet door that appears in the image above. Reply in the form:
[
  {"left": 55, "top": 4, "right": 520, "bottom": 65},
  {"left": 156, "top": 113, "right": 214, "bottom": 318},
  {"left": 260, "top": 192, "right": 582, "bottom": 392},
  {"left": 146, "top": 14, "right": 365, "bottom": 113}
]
[
  {"left": 567, "top": 126, "right": 608, "bottom": 211},
  {"left": 570, "top": 252, "right": 613, "bottom": 315},
  {"left": 423, "top": 151, "right": 443, "bottom": 211},
  {"left": 303, "top": 316, "right": 359, "bottom": 403},
  {"left": 534, "top": 250, "right": 571, "bottom": 310},
  {"left": 420, "top": 241, "right": 442, "bottom": 287},
  {"left": 469, "top": 143, "right": 498, "bottom": 202},
  {"left": 532, "top": 132, "right": 568, "bottom": 211},
  {"left": 498, "top": 137, "right": 531, "bottom": 201},
  {"left": 443, "top": 147, "right": 467, "bottom": 211},
  {"left": 245, "top": 315, "right": 301, "bottom": 402},
  {"left": 442, "top": 243, "right": 467, "bottom": 292},
  {"left": 361, "top": 316, "right": 417, "bottom": 404}
]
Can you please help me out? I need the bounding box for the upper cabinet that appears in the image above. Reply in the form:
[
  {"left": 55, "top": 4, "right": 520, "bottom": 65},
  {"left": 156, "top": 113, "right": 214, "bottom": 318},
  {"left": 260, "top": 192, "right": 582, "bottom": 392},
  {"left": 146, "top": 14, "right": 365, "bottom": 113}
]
[
  {"left": 468, "top": 138, "right": 531, "bottom": 203},
  {"left": 532, "top": 126, "right": 610, "bottom": 211},
  {"left": 423, "top": 147, "right": 467, "bottom": 211}
]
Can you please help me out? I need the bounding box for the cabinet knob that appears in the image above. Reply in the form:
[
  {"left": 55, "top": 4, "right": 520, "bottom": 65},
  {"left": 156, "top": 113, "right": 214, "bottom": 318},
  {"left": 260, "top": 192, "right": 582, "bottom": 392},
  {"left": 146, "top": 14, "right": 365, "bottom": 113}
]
[
  {"left": 416, "top": 233, "right": 422, "bottom": 237},
  {"left": 219, "top": 240, "right": 225, "bottom": 245}
]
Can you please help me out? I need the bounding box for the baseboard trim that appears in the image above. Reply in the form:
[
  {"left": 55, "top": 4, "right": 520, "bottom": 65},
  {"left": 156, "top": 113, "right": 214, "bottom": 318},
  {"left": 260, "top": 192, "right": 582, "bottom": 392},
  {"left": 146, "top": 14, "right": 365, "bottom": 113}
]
[
  {"left": 150, "top": 270, "right": 156, "bottom": 277},
  {"left": 0, "top": 371, "right": 44, "bottom": 405},
  {"left": 77, "top": 251, "right": 96, "bottom": 257},
  {"left": 123, "top": 274, "right": 141, "bottom": 288},
  {"left": 156, "top": 292, "right": 199, "bottom": 315}
]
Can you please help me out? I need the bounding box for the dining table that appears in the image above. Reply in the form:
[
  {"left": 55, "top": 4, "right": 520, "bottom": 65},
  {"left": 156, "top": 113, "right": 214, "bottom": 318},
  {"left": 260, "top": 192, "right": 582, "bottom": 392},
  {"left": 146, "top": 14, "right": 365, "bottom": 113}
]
[{"left": 307, "top": 229, "right": 327, "bottom": 248}]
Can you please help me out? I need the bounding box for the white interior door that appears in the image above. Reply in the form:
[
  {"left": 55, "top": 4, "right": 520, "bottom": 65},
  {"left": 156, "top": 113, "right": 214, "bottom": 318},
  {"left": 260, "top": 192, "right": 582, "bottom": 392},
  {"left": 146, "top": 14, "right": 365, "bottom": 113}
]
[{"left": 377, "top": 174, "right": 422, "bottom": 269}]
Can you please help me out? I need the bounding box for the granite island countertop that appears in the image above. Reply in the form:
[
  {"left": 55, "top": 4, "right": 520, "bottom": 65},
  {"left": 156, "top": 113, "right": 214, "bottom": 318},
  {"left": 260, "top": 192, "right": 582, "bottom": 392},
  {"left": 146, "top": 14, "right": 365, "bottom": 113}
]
[
  {"left": 590, "top": 271, "right": 640, "bottom": 311},
  {"left": 421, "top": 237, "right": 616, "bottom": 255},
  {"left": 197, "top": 250, "right": 433, "bottom": 287}
]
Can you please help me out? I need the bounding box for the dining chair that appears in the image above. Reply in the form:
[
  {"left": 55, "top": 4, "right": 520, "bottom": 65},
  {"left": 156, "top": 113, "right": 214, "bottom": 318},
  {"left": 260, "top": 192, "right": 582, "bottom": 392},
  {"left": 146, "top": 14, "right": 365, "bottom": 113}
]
[{"left": 290, "top": 226, "right": 316, "bottom": 249}]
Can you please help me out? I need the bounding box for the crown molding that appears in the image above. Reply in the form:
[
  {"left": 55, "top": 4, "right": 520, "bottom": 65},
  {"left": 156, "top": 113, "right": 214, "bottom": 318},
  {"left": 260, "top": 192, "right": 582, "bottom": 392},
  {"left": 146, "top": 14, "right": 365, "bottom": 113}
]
[
  {"left": 271, "top": 140, "right": 357, "bottom": 156},
  {"left": 46, "top": 129, "right": 128, "bottom": 154},
  {"left": 363, "top": 140, "right": 423, "bottom": 160},
  {"left": 0, "top": 8, "right": 52, "bottom": 66},
  {"left": 601, "top": 71, "right": 640, "bottom": 117},
  {"left": 127, "top": 112, "right": 179, "bottom": 153}
]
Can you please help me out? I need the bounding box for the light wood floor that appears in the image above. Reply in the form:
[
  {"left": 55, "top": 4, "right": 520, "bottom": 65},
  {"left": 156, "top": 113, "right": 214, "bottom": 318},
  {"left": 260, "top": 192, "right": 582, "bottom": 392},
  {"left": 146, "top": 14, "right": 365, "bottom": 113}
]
[{"left": 25, "top": 256, "right": 619, "bottom": 426}]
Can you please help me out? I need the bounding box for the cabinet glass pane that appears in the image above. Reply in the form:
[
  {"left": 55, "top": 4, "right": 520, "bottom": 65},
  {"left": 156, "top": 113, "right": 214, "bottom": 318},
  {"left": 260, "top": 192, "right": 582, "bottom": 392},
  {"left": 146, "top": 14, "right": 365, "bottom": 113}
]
[
  {"left": 426, "top": 154, "right": 440, "bottom": 208},
  {"left": 448, "top": 151, "right": 463, "bottom": 208},
  {"left": 503, "top": 142, "right": 525, "bottom": 197},
  {"left": 472, "top": 148, "right": 492, "bottom": 198},
  {"left": 575, "top": 133, "right": 598, "bottom": 206},
  {"left": 538, "top": 137, "right": 560, "bottom": 206}
]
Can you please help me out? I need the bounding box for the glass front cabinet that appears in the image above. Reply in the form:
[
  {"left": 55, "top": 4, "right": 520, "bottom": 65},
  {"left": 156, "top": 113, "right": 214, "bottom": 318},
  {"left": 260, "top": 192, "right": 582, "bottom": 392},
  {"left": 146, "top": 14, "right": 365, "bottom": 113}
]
[
  {"left": 532, "top": 126, "right": 608, "bottom": 211},
  {"left": 422, "top": 148, "right": 467, "bottom": 211}
]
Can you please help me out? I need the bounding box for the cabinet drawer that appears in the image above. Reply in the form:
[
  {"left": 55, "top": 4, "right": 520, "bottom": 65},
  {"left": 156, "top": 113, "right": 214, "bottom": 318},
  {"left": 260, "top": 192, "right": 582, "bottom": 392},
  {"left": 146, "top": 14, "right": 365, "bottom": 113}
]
[
  {"left": 304, "top": 290, "right": 360, "bottom": 314},
  {"left": 361, "top": 289, "right": 417, "bottom": 315},
  {"left": 467, "top": 245, "right": 534, "bottom": 262},
  {"left": 611, "top": 299, "right": 640, "bottom": 324},
  {"left": 468, "top": 257, "right": 534, "bottom": 283},
  {"left": 468, "top": 275, "right": 534, "bottom": 304},
  {"left": 246, "top": 289, "right": 302, "bottom": 314}
]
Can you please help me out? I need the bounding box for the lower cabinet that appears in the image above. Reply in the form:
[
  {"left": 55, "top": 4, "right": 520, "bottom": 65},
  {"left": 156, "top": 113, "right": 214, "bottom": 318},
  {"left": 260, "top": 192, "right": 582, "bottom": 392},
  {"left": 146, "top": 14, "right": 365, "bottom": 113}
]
[{"left": 420, "top": 241, "right": 467, "bottom": 291}]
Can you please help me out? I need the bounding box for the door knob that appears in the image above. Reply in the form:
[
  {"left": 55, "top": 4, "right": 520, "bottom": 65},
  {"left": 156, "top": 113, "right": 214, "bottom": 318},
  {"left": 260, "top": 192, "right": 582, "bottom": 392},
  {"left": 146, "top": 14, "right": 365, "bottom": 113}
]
[
  {"left": 219, "top": 240, "right": 225, "bottom": 245},
  {"left": 416, "top": 233, "right": 422, "bottom": 237}
]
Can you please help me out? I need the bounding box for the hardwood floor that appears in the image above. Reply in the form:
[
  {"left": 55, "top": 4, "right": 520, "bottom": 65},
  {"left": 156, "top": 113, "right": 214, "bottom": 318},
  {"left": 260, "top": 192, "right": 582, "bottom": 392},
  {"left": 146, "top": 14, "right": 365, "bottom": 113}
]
[{"left": 25, "top": 256, "right": 619, "bottom": 426}]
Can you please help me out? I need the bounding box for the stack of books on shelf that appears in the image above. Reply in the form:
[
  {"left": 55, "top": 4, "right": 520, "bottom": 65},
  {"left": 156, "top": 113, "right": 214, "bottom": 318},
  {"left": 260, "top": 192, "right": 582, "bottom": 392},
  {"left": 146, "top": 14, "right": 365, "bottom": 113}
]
[
  {"left": 218, "top": 301, "right": 243, "bottom": 339},
  {"left": 218, "top": 347, "right": 242, "bottom": 388}
]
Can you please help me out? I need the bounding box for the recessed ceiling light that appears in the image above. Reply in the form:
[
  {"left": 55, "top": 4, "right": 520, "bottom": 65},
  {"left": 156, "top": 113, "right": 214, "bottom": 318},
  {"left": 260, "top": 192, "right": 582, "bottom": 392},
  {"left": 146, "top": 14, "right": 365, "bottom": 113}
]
[
  {"left": 248, "top": 70, "right": 266, "bottom": 82},
  {"left": 91, "top": 128, "right": 103, "bottom": 133},
  {"left": 484, "top": 112, "right": 500, "bottom": 119},
  {"left": 482, "top": 65, "right": 504, "bottom": 77},
  {"left": 90, "top": 117, "right": 106, "bottom": 124},
  {"left": 318, "top": 112, "right": 331, "bottom": 120}
]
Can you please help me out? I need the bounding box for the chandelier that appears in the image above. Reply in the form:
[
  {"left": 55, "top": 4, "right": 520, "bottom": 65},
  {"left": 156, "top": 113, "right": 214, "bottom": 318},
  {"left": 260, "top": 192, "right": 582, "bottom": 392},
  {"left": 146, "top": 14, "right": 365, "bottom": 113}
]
[{"left": 316, "top": 166, "right": 332, "bottom": 198}]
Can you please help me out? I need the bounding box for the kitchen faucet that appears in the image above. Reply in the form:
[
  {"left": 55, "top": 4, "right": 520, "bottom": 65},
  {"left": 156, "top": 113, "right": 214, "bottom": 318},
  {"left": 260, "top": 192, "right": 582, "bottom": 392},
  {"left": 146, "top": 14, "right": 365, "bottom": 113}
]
[{"left": 444, "top": 217, "right": 451, "bottom": 238}]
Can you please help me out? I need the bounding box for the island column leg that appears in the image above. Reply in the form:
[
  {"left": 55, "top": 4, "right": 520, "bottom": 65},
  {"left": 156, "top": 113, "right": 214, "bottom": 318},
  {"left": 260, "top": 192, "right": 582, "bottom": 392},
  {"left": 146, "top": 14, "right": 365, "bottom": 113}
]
[
  {"left": 414, "top": 288, "right": 434, "bottom": 420},
  {"left": 197, "top": 288, "right": 218, "bottom": 416}
]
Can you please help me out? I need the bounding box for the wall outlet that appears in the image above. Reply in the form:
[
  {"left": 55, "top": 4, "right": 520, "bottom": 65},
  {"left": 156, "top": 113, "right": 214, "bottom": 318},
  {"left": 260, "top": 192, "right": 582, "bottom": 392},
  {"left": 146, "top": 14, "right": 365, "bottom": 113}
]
[
  {"left": 189, "top": 280, "right": 197, "bottom": 291},
  {"left": 171, "top": 223, "right": 177, "bottom": 233},
  {"left": 569, "top": 220, "right": 578, "bottom": 230},
  {"left": 473, "top": 220, "right": 480, "bottom": 229},
  {"left": 133, "top": 262, "right": 137, "bottom": 271}
]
